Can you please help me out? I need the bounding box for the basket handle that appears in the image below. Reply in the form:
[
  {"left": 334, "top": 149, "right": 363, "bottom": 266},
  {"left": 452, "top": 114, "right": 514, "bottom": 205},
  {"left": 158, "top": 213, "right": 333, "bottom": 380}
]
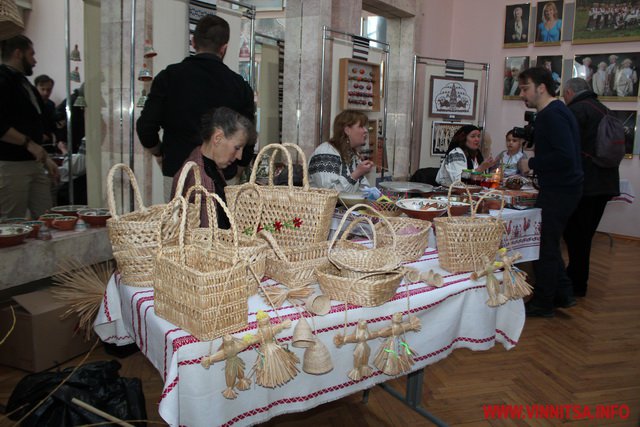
[
  {"left": 183, "top": 183, "right": 219, "bottom": 241},
  {"left": 228, "top": 183, "right": 263, "bottom": 237},
  {"left": 445, "top": 180, "right": 472, "bottom": 218},
  {"left": 281, "top": 143, "right": 310, "bottom": 190},
  {"left": 248, "top": 143, "right": 294, "bottom": 190},
  {"left": 173, "top": 161, "right": 203, "bottom": 213},
  {"left": 339, "top": 215, "right": 377, "bottom": 247},
  {"left": 329, "top": 203, "right": 396, "bottom": 252},
  {"left": 157, "top": 195, "right": 189, "bottom": 264},
  {"left": 257, "top": 230, "right": 290, "bottom": 263},
  {"left": 474, "top": 189, "right": 506, "bottom": 219},
  {"left": 183, "top": 184, "right": 240, "bottom": 263},
  {"left": 106, "top": 163, "right": 146, "bottom": 220}
]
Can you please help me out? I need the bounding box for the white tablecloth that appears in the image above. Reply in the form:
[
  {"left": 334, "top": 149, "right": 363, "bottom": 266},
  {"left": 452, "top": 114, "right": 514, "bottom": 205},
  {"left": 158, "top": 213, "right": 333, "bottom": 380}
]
[
  {"left": 94, "top": 249, "right": 525, "bottom": 427},
  {"left": 331, "top": 208, "right": 541, "bottom": 263}
]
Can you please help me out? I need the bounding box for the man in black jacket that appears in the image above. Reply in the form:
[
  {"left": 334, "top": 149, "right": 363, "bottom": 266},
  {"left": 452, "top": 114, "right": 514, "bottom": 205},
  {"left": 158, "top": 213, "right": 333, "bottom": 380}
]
[
  {"left": 136, "top": 15, "right": 255, "bottom": 200},
  {"left": 562, "top": 78, "right": 620, "bottom": 297},
  {"left": 517, "top": 67, "right": 583, "bottom": 317},
  {"left": 0, "top": 36, "right": 58, "bottom": 219}
]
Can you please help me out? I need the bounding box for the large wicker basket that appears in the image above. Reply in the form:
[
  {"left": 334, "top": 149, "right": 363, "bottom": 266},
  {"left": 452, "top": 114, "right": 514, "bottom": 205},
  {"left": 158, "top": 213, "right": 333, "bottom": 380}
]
[
  {"left": 225, "top": 143, "right": 338, "bottom": 248},
  {"left": 154, "top": 190, "right": 250, "bottom": 341},
  {"left": 106, "top": 162, "right": 200, "bottom": 287},
  {"left": 375, "top": 216, "right": 431, "bottom": 263},
  {"left": 316, "top": 263, "right": 404, "bottom": 307},
  {"left": 433, "top": 182, "right": 505, "bottom": 273}
]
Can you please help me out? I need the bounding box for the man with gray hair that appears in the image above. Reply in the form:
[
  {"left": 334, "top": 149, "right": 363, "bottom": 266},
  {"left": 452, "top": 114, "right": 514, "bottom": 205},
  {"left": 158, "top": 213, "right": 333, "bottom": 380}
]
[{"left": 562, "top": 77, "right": 620, "bottom": 298}]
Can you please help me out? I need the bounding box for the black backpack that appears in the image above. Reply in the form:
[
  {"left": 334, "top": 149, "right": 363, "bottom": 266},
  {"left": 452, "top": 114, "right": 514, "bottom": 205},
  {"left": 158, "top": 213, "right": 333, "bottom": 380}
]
[{"left": 582, "top": 101, "right": 626, "bottom": 168}]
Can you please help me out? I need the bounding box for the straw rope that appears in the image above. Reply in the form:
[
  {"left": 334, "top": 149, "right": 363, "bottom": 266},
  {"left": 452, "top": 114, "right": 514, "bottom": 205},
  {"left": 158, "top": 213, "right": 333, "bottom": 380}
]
[{"left": 0, "top": 306, "right": 15, "bottom": 345}]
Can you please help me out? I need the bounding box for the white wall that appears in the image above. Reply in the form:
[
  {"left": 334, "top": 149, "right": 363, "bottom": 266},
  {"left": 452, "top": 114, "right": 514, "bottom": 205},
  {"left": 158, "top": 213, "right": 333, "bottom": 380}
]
[{"left": 419, "top": 0, "right": 640, "bottom": 238}]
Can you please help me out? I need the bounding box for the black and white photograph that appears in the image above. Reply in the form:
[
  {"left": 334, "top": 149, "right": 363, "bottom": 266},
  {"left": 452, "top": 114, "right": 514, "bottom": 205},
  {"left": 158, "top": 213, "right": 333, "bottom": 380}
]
[
  {"left": 431, "top": 121, "right": 471, "bottom": 156},
  {"left": 429, "top": 76, "right": 478, "bottom": 120}
]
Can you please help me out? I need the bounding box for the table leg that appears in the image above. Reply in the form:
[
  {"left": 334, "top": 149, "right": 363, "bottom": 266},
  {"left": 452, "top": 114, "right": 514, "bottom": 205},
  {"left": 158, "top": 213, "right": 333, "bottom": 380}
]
[{"left": 376, "top": 368, "right": 448, "bottom": 426}]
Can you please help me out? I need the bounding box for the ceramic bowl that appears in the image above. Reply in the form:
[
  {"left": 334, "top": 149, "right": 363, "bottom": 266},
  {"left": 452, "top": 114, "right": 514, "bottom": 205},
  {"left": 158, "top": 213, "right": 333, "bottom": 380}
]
[
  {"left": 0, "top": 224, "right": 33, "bottom": 248},
  {"left": 0, "top": 217, "right": 26, "bottom": 224},
  {"left": 338, "top": 192, "right": 366, "bottom": 208},
  {"left": 50, "top": 205, "right": 89, "bottom": 217},
  {"left": 51, "top": 215, "right": 78, "bottom": 231},
  {"left": 396, "top": 198, "right": 448, "bottom": 221},
  {"left": 78, "top": 208, "right": 111, "bottom": 227},
  {"left": 23, "top": 220, "right": 44, "bottom": 238},
  {"left": 38, "top": 213, "right": 63, "bottom": 227}
]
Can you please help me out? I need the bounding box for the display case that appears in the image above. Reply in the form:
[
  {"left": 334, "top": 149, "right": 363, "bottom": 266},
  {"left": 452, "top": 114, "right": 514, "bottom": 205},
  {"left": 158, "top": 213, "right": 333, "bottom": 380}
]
[{"left": 338, "top": 58, "right": 381, "bottom": 112}]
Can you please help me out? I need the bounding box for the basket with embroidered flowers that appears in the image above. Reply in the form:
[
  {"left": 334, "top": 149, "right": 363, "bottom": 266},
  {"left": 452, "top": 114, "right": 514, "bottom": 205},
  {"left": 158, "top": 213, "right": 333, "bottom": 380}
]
[
  {"left": 433, "top": 181, "right": 505, "bottom": 273},
  {"left": 106, "top": 162, "right": 200, "bottom": 287},
  {"left": 153, "top": 186, "right": 250, "bottom": 341},
  {"left": 225, "top": 142, "right": 338, "bottom": 249}
]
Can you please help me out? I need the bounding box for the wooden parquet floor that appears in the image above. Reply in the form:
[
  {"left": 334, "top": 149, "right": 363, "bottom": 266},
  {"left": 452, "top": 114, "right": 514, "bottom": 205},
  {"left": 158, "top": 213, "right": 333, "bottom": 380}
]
[{"left": 1, "top": 234, "right": 638, "bottom": 426}]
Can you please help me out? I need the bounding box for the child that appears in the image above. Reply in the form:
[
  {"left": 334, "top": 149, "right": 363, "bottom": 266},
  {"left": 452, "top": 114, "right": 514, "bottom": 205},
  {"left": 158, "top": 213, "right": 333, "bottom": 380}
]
[{"left": 495, "top": 130, "right": 527, "bottom": 177}]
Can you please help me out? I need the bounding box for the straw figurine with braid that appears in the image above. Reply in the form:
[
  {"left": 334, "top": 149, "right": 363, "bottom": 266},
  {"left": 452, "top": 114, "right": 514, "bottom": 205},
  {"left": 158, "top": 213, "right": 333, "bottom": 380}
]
[
  {"left": 200, "top": 335, "right": 252, "bottom": 399},
  {"left": 372, "top": 312, "right": 421, "bottom": 376},
  {"left": 252, "top": 310, "right": 299, "bottom": 388},
  {"left": 498, "top": 249, "right": 533, "bottom": 300},
  {"left": 471, "top": 255, "right": 508, "bottom": 307},
  {"left": 334, "top": 319, "right": 379, "bottom": 381},
  {"left": 403, "top": 267, "right": 444, "bottom": 287}
]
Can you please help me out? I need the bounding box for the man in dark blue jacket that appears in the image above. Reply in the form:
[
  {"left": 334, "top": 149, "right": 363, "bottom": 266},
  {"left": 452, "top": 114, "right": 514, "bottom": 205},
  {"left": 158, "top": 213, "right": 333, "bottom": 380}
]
[
  {"left": 517, "top": 67, "right": 583, "bottom": 317},
  {"left": 136, "top": 15, "right": 255, "bottom": 200},
  {"left": 563, "top": 78, "right": 620, "bottom": 298}
]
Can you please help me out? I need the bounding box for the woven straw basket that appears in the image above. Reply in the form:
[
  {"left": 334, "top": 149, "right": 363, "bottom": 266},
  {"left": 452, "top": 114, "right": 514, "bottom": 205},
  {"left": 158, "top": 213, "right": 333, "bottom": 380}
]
[
  {"left": 187, "top": 183, "right": 269, "bottom": 294},
  {"left": 0, "top": 0, "right": 25, "bottom": 40},
  {"left": 154, "top": 189, "right": 249, "bottom": 341},
  {"left": 106, "top": 163, "right": 199, "bottom": 287},
  {"left": 225, "top": 143, "right": 338, "bottom": 248},
  {"left": 375, "top": 217, "right": 431, "bottom": 263},
  {"left": 316, "top": 263, "right": 404, "bottom": 307},
  {"left": 433, "top": 182, "right": 505, "bottom": 273},
  {"left": 329, "top": 203, "right": 402, "bottom": 276},
  {"left": 367, "top": 196, "right": 402, "bottom": 217}
]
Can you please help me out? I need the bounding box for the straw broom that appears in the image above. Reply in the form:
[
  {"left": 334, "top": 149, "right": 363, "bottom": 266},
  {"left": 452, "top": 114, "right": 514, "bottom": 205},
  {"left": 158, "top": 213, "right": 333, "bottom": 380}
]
[{"left": 51, "top": 259, "right": 115, "bottom": 340}]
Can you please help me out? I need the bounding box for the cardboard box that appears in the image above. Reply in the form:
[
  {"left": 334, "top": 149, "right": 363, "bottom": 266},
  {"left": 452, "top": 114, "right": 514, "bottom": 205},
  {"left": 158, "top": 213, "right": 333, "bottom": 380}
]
[{"left": 0, "top": 288, "right": 93, "bottom": 372}]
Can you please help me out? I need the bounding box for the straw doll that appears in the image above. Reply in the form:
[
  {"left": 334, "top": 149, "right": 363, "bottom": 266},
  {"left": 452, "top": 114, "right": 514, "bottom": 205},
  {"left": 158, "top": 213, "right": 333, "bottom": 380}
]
[
  {"left": 252, "top": 310, "right": 299, "bottom": 388},
  {"left": 200, "top": 335, "right": 251, "bottom": 399},
  {"left": 334, "top": 319, "right": 379, "bottom": 381},
  {"left": 471, "top": 255, "right": 508, "bottom": 307},
  {"left": 372, "top": 313, "right": 421, "bottom": 376},
  {"left": 498, "top": 249, "right": 533, "bottom": 300}
]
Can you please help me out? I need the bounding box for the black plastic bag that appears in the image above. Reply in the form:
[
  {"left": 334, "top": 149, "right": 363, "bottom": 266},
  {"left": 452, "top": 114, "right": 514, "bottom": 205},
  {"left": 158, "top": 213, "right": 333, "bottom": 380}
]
[{"left": 6, "top": 360, "right": 147, "bottom": 426}]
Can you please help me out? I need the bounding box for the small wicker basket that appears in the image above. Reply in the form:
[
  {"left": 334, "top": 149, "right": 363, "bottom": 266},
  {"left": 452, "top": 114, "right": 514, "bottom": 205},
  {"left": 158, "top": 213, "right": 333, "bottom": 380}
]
[
  {"left": 433, "top": 182, "right": 505, "bottom": 273},
  {"left": 316, "top": 263, "right": 404, "bottom": 307},
  {"left": 154, "top": 189, "right": 250, "bottom": 341}
]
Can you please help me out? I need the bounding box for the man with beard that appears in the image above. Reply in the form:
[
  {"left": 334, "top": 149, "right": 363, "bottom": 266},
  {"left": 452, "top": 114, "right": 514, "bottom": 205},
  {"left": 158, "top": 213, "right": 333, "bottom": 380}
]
[
  {"left": 0, "top": 35, "right": 58, "bottom": 219},
  {"left": 517, "top": 67, "right": 583, "bottom": 318}
]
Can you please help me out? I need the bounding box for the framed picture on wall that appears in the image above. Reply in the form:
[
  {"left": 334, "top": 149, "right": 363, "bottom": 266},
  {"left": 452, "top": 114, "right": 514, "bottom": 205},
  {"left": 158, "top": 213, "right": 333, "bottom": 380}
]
[
  {"left": 534, "top": 0, "right": 564, "bottom": 46},
  {"left": 573, "top": 53, "right": 640, "bottom": 100},
  {"left": 610, "top": 110, "right": 638, "bottom": 157},
  {"left": 535, "top": 55, "right": 563, "bottom": 96},
  {"left": 504, "top": 56, "right": 530, "bottom": 99},
  {"left": 572, "top": 0, "right": 640, "bottom": 45},
  {"left": 504, "top": 3, "right": 531, "bottom": 47},
  {"left": 431, "top": 121, "right": 471, "bottom": 156},
  {"left": 429, "top": 76, "right": 478, "bottom": 120}
]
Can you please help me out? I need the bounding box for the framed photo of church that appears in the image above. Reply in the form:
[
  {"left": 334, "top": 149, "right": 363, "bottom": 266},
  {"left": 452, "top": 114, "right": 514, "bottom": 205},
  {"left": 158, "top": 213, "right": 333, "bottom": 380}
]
[
  {"left": 504, "top": 3, "right": 531, "bottom": 48},
  {"left": 429, "top": 76, "right": 478, "bottom": 121}
]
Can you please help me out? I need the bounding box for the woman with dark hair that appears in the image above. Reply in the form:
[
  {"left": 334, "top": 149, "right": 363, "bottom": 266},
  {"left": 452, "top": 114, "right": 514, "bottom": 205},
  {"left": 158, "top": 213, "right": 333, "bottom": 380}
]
[
  {"left": 308, "top": 109, "right": 374, "bottom": 192},
  {"left": 171, "top": 106, "right": 256, "bottom": 228},
  {"left": 435, "top": 125, "right": 494, "bottom": 187}
]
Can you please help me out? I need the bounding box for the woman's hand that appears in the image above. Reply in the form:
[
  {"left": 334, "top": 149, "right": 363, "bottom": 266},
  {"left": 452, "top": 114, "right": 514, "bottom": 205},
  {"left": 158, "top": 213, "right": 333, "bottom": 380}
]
[
  {"left": 351, "top": 160, "right": 374, "bottom": 180},
  {"left": 478, "top": 156, "right": 495, "bottom": 172}
]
